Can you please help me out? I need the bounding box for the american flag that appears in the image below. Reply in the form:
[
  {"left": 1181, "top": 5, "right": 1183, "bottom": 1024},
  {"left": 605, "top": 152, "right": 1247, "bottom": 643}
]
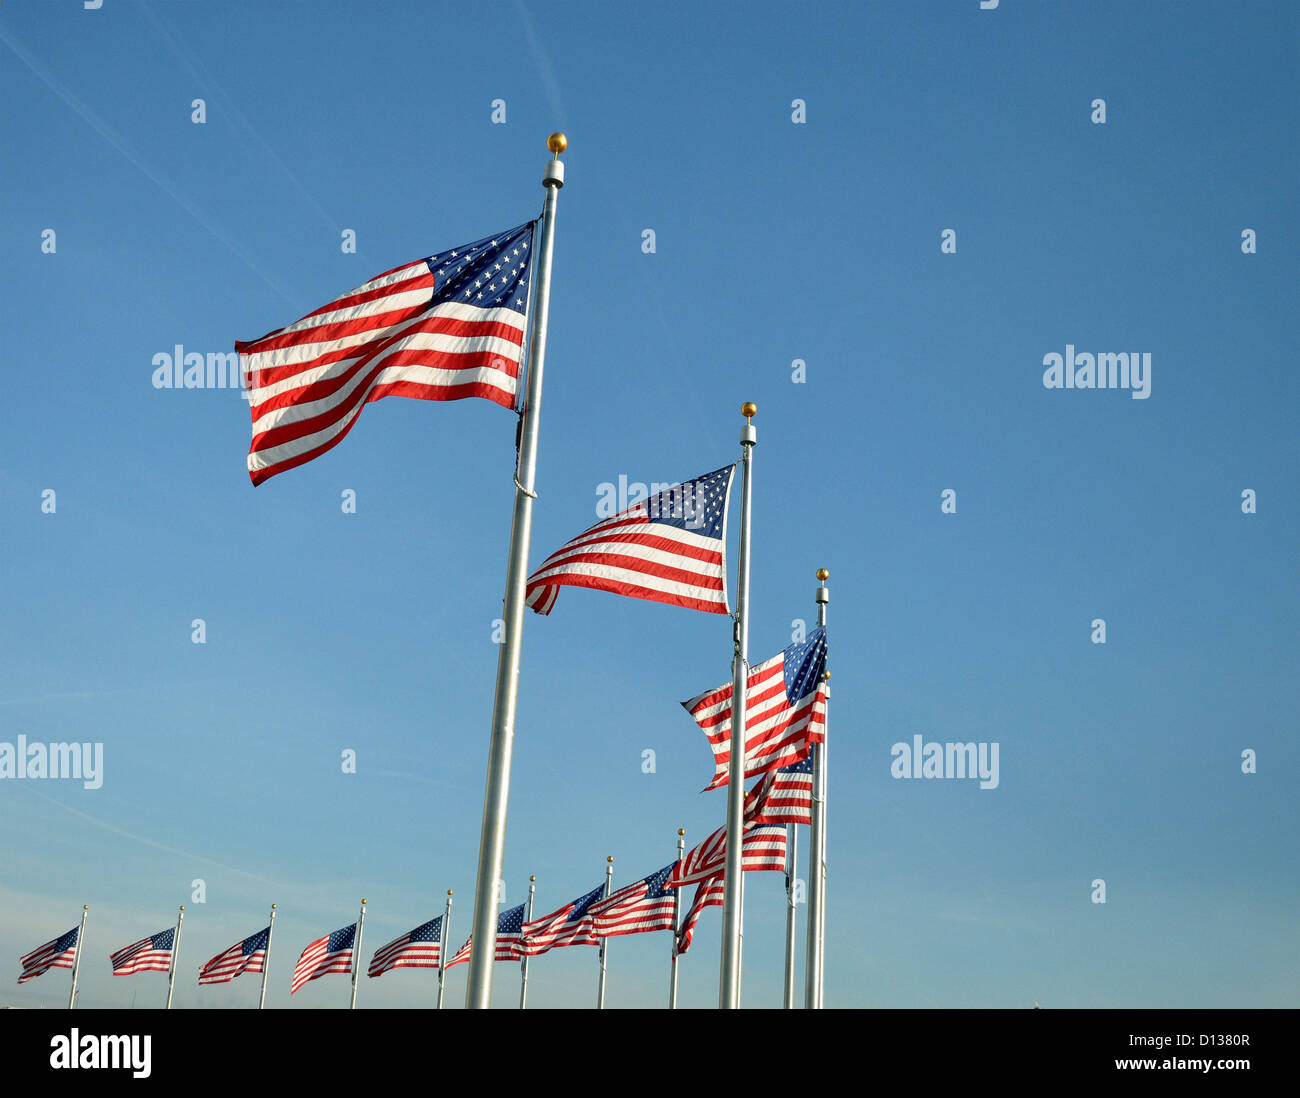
[
  {"left": 444, "top": 904, "right": 526, "bottom": 969},
  {"left": 525, "top": 465, "right": 735, "bottom": 616},
  {"left": 17, "top": 925, "right": 79, "bottom": 985},
  {"left": 588, "top": 863, "right": 678, "bottom": 938},
  {"left": 748, "top": 754, "right": 815, "bottom": 827},
  {"left": 667, "top": 822, "right": 788, "bottom": 889},
  {"left": 198, "top": 926, "right": 269, "bottom": 985},
  {"left": 238, "top": 222, "right": 534, "bottom": 486},
  {"left": 109, "top": 928, "right": 174, "bottom": 976},
  {"left": 519, "top": 884, "right": 605, "bottom": 956},
  {"left": 368, "top": 915, "right": 445, "bottom": 978},
  {"left": 675, "top": 875, "right": 724, "bottom": 956},
  {"left": 685, "top": 626, "right": 828, "bottom": 790},
  {"left": 290, "top": 924, "right": 357, "bottom": 995}
]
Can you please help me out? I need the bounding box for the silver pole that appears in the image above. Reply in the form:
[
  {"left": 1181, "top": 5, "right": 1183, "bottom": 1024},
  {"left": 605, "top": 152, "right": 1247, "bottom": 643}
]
[
  {"left": 166, "top": 905, "right": 185, "bottom": 1010},
  {"left": 349, "top": 899, "right": 367, "bottom": 1010},
  {"left": 259, "top": 903, "right": 276, "bottom": 1010},
  {"left": 437, "top": 891, "right": 453, "bottom": 1010},
  {"left": 519, "top": 876, "right": 536, "bottom": 1009},
  {"left": 805, "top": 569, "right": 829, "bottom": 1009},
  {"left": 669, "top": 829, "right": 685, "bottom": 1009},
  {"left": 466, "top": 132, "right": 566, "bottom": 1010},
  {"left": 597, "top": 856, "right": 613, "bottom": 1009},
  {"left": 783, "top": 822, "right": 798, "bottom": 1008},
  {"left": 68, "top": 905, "right": 88, "bottom": 1009},
  {"left": 719, "top": 402, "right": 757, "bottom": 1008}
]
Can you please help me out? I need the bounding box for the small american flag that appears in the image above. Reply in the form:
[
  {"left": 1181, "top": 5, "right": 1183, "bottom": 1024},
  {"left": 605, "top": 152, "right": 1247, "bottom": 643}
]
[
  {"left": 198, "top": 926, "right": 269, "bottom": 985},
  {"left": 685, "top": 626, "right": 828, "bottom": 790},
  {"left": 588, "top": 863, "right": 677, "bottom": 938},
  {"left": 17, "top": 925, "right": 79, "bottom": 985},
  {"left": 109, "top": 928, "right": 175, "bottom": 976},
  {"left": 238, "top": 222, "right": 534, "bottom": 485},
  {"left": 368, "top": 915, "right": 445, "bottom": 978},
  {"left": 749, "top": 754, "right": 815, "bottom": 827},
  {"left": 291, "top": 924, "right": 356, "bottom": 995},
  {"left": 675, "top": 875, "right": 724, "bottom": 956},
  {"left": 668, "top": 822, "right": 789, "bottom": 889},
  {"left": 526, "top": 465, "right": 735, "bottom": 616},
  {"left": 519, "top": 884, "right": 605, "bottom": 956},
  {"left": 444, "top": 904, "right": 526, "bottom": 969}
]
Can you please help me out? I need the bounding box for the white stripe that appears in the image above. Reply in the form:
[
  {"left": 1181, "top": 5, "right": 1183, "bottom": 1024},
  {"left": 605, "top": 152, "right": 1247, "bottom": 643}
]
[{"left": 523, "top": 560, "right": 725, "bottom": 607}]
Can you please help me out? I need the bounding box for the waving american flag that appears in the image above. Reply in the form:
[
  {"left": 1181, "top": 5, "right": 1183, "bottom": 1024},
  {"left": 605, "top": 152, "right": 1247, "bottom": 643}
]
[
  {"left": 526, "top": 465, "right": 735, "bottom": 616},
  {"left": 444, "top": 904, "right": 526, "bottom": 969},
  {"left": 368, "top": 915, "right": 446, "bottom": 978},
  {"left": 18, "top": 925, "right": 80, "bottom": 985},
  {"left": 110, "top": 928, "right": 174, "bottom": 976},
  {"left": 519, "top": 884, "right": 605, "bottom": 956},
  {"left": 198, "top": 926, "right": 270, "bottom": 985}
]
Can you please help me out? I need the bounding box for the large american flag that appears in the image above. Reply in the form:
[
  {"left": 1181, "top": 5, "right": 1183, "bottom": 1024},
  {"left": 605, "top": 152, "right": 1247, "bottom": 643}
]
[
  {"left": 588, "top": 863, "right": 678, "bottom": 938},
  {"left": 198, "top": 926, "right": 269, "bottom": 985},
  {"left": 519, "top": 884, "right": 605, "bottom": 956},
  {"left": 675, "top": 875, "right": 724, "bottom": 956},
  {"left": 685, "top": 626, "right": 828, "bottom": 790},
  {"left": 238, "top": 222, "right": 534, "bottom": 486},
  {"left": 444, "top": 904, "right": 526, "bottom": 969},
  {"left": 749, "top": 754, "right": 815, "bottom": 827},
  {"left": 368, "top": 915, "right": 445, "bottom": 978},
  {"left": 667, "top": 822, "right": 789, "bottom": 889},
  {"left": 109, "top": 928, "right": 175, "bottom": 976},
  {"left": 17, "top": 925, "right": 79, "bottom": 985},
  {"left": 290, "top": 924, "right": 357, "bottom": 995},
  {"left": 525, "top": 465, "right": 735, "bottom": 616}
]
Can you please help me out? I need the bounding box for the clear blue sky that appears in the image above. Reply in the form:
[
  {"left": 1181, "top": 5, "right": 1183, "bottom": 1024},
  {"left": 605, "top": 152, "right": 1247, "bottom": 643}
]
[{"left": 1, "top": 0, "right": 1295, "bottom": 1009}]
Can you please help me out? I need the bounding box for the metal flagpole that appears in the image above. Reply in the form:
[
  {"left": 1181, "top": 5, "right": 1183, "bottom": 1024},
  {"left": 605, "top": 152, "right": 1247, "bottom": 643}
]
[
  {"left": 437, "top": 890, "right": 453, "bottom": 1010},
  {"left": 720, "top": 402, "right": 757, "bottom": 1008},
  {"left": 596, "top": 856, "right": 613, "bottom": 1008},
  {"left": 166, "top": 905, "right": 185, "bottom": 1010},
  {"left": 349, "top": 899, "right": 367, "bottom": 1010},
  {"left": 466, "top": 132, "right": 567, "bottom": 1010},
  {"left": 669, "top": 828, "right": 685, "bottom": 1009},
  {"left": 68, "top": 905, "right": 88, "bottom": 1009},
  {"left": 783, "top": 822, "right": 799, "bottom": 1008},
  {"left": 519, "top": 876, "right": 536, "bottom": 1008},
  {"left": 805, "top": 568, "right": 829, "bottom": 1008},
  {"left": 259, "top": 903, "right": 276, "bottom": 1010}
]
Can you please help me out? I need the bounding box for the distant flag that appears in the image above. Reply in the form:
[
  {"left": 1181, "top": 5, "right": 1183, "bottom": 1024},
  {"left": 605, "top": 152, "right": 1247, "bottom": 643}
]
[
  {"left": 17, "top": 925, "right": 79, "bottom": 985},
  {"left": 110, "top": 929, "right": 175, "bottom": 976},
  {"left": 519, "top": 884, "right": 605, "bottom": 957},
  {"left": 291, "top": 924, "right": 357, "bottom": 995},
  {"left": 668, "top": 822, "right": 789, "bottom": 890},
  {"left": 198, "top": 926, "right": 270, "bottom": 985},
  {"left": 368, "top": 915, "right": 445, "bottom": 977},
  {"left": 238, "top": 222, "right": 535, "bottom": 486},
  {"left": 749, "top": 754, "right": 815, "bottom": 827},
  {"left": 588, "top": 863, "right": 678, "bottom": 938},
  {"left": 685, "top": 626, "right": 828, "bottom": 790},
  {"left": 525, "top": 465, "right": 735, "bottom": 616},
  {"left": 445, "top": 904, "right": 526, "bottom": 969},
  {"left": 676, "top": 875, "right": 724, "bottom": 956}
]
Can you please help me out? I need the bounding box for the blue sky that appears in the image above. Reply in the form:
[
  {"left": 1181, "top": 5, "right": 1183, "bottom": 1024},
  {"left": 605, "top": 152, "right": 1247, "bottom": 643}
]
[{"left": 1, "top": 0, "right": 1295, "bottom": 1009}]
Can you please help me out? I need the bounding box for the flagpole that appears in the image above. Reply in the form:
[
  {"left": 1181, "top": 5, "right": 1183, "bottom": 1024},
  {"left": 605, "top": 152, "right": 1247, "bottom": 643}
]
[
  {"left": 597, "top": 855, "right": 613, "bottom": 1009},
  {"left": 519, "top": 876, "right": 536, "bottom": 1009},
  {"left": 259, "top": 903, "right": 276, "bottom": 1010},
  {"left": 720, "top": 401, "right": 756, "bottom": 1009},
  {"left": 68, "top": 905, "right": 88, "bottom": 1009},
  {"left": 466, "top": 132, "right": 567, "bottom": 1010},
  {"left": 783, "top": 822, "right": 798, "bottom": 1008},
  {"left": 166, "top": 905, "right": 185, "bottom": 1010},
  {"left": 669, "top": 828, "right": 685, "bottom": 1009},
  {"left": 437, "top": 890, "right": 453, "bottom": 1010},
  {"left": 805, "top": 569, "right": 829, "bottom": 1009},
  {"left": 349, "top": 899, "right": 367, "bottom": 1010}
]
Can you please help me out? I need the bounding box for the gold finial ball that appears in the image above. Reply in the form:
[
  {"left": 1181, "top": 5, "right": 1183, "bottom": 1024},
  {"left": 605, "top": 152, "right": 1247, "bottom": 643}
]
[
  {"left": 607, "top": 855, "right": 615, "bottom": 863},
  {"left": 362, "top": 898, "right": 367, "bottom": 904},
  {"left": 678, "top": 828, "right": 686, "bottom": 836},
  {"left": 84, "top": 905, "right": 89, "bottom": 910},
  {"left": 741, "top": 402, "right": 757, "bottom": 419},
  {"left": 824, "top": 670, "right": 831, "bottom": 680},
  {"left": 448, "top": 889, "right": 454, "bottom": 896},
  {"left": 547, "top": 132, "right": 567, "bottom": 155},
  {"left": 271, "top": 903, "right": 277, "bottom": 909},
  {"left": 530, "top": 876, "right": 536, "bottom": 882},
  {"left": 180, "top": 905, "right": 185, "bottom": 911},
  {"left": 817, "top": 568, "right": 830, "bottom": 582}
]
